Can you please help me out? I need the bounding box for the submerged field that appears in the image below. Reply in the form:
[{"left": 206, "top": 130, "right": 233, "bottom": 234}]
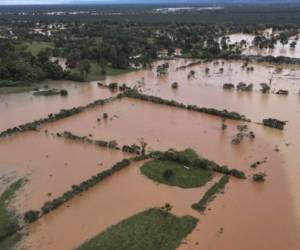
[{"left": 1, "top": 57, "right": 300, "bottom": 250}]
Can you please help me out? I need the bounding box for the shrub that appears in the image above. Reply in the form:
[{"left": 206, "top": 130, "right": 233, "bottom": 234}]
[
  {"left": 171, "top": 82, "right": 179, "bottom": 89},
  {"left": 108, "top": 82, "right": 118, "bottom": 89},
  {"left": 60, "top": 89, "right": 68, "bottom": 96},
  {"left": 192, "top": 175, "right": 230, "bottom": 212},
  {"left": 263, "top": 118, "right": 286, "bottom": 130},
  {"left": 163, "top": 169, "right": 174, "bottom": 179},
  {"left": 24, "top": 210, "right": 40, "bottom": 223},
  {"left": 253, "top": 173, "right": 266, "bottom": 182}
]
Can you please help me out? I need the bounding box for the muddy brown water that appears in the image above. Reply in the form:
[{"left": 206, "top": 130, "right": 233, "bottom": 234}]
[
  {"left": 22, "top": 161, "right": 223, "bottom": 250},
  {"left": 0, "top": 132, "right": 130, "bottom": 212},
  {"left": 42, "top": 96, "right": 300, "bottom": 250},
  {"left": 0, "top": 80, "right": 114, "bottom": 132},
  {"left": 0, "top": 58, "right": 300, "bottom": 249},
  {"left": 227, "top": 32, "right": 300, "bottom": 58}
]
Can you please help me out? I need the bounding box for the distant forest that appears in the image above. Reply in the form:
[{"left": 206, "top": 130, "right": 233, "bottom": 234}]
[{"left": 1, "top": 4, "right": 300, "bottom": 24}]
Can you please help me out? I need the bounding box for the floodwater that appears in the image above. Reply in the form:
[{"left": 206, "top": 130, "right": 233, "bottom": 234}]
[
  {"left": 104, "top": 59, "right": 300, "bottom": 222},
  {"left": 22, "top": 161, "right": 223, "bottom": 250},
  {"left": 43, "top": 96, "right": 300, "bottom": 250},
  {"left": 1, "top": 58, "right": 300, "bottom": 250},
  {"left": 0, "top": 132, "right": 130, "bottom": 212},
  {"left": 227, "top": 32, "right": 300, "bottom": 58},
  {"left": 0, "top": 80, "right": 115, "bottom": 132}
]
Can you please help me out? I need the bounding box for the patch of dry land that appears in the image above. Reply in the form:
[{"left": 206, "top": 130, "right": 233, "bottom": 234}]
[{"left": 0, "top": 58, "right": 300, "bottom": 250}]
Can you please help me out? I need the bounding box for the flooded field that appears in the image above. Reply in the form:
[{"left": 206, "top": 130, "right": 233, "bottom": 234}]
[
  {"left": 0, "top": 81, "right": 115, "bottom": 131},
  {"left": 227, "top": 32, "right": 300, "bottom": 58},
  {"left": 1, "top": 58, "right": 300, "bottom": 250},
  {"left": 105, "top": 59, "right": 300, "bottom": 120},
  {"left": 41, "top": 95, "right": 300, "bottom": 249},
  {"left": 0, "top": 132, "right": 130, "bottom": 212},
  {"left": 21, "top": 161, "right": 222, "bottom": 250}
]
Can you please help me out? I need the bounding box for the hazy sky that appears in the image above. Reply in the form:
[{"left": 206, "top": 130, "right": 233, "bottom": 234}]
[
  {"left": 0, "top": 0, "right": 70, "bottom": 4},
  {"left": 0, "top": 0, "right": 297, "bottom": 5}
]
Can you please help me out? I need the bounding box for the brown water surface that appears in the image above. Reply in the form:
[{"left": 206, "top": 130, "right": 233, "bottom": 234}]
[
  {"left": 0, "top": 132, "right": 129, "bottom": 212},
  {"left": 0, "top": 58, "right": 300, "bottom": 250},
  {"left": 0, "top": 81, "right": 114, "bottom": 131},
  {"left": 41, "top": 96, "right": 300, "bottom": 250}
]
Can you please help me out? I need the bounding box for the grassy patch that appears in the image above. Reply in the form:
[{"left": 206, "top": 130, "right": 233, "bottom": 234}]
[
  {"left": 86, "top": 63, "right": 136, "bottom": 81},
  {"left": 104, "top": 65, "right": 136, "bottom": 77},
  {"left": 20, "top": 41, "right": 54, "bottom": 56},
  {"left": 0, "top": 85, "right": 37, "bottom": 95},
  {"left": 0, "top": 179, "right": 24, "bottom": 245},
  {"left": 192, "top": 175, "right": 230, "bottom": 212},
  {"left": 78, "top": 208, "right": 197, "bottom": 250},
  {"left": 69, "top": 63, "right": 136, "bottom": 82},
  {"left": 0, "top": 232, "right": 22, "bottom": 250},
  {"left": 141, "top": 159, "right": 213, "bottom": 188}
]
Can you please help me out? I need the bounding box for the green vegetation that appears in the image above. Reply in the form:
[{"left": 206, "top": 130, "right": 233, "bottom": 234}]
[
  {"left": 150, "top": 149, "right": 246, "bottom": 179},
  {"left": 24, "top": 210, "right": 40, "bottom": 223},
  {"left": 0, "top": 179, "right": 24, "bottom": 247},
  {"left": 141, "top": 159, "right": 213, "bottom": 188},
  {"left": 0, "top": 40, "right": 65, "bottom": 85},
  {"left": 192, "top": 175, "right": 230, "bottom": 212},
  {"left": 21, "top": 41, "right": 54, "bottom": 56},
  {"left": 262, "top": 118, "right": 286, "bottom": 130},
  {"left": 0, "top": 85, "right": 38, "bottom": 95},
  {"left": 78, "top": 208, "right": 197, "bottom": 250},
  {"left": 0, "top": 232, "right": 22, "bottom": 250},
  {"left": 59, "top": 131, "right": 141, "bottom": 155},
  {"left": 60, "top": 63, "right": 135, "bottom": 83},
  {"left": 42, "top": 159, "right": 130, "bottom": 214},
  {"left": 84, "top": 63, "right": 105, "bottom": 81},
  {"left": 0, "top": 95, "right": 121, "bottom": 138},
  {"left": 252, "top": 173, "right": 267, "bottom": 182},
  {"left": 1, "top": 4, "right": 300, "bottom": 92},
  {"left": 24, "top": 158, "right": 133, "bottom": 223},
  {"left": 85, "top": 63, "right": 135, "bottom": 81},
  {"left": 124, "top": 89, "right": 250, "bottom": 122}
]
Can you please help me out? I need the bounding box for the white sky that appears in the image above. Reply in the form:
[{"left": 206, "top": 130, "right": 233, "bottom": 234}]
[{"left": 0, "top": 0, "right": 71, "bottom": 4}]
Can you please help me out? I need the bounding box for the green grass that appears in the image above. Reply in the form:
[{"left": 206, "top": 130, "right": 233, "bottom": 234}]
[
  {"left": 141, "top": 159, "right": 213, "bottom": 188},
  {"left": 192, "top": 175, "right": 230, "bottom": 212},
  {"left": 0, "top": 232, "right": 22, "bottom": 250},
  {"left": 0, "top": 85, "right": 37, "bottom": 95},
  {"left": 20, "top": 41, "right": 54, "bottom": 56},
  {"left": 86, "top": 63, "right": 136, "bottom": 81},
  {"left": 69, "top": 63, "right": 136, "bottom": 82},
  {"left": 0, "top": 179, "right": 24, "bottom": 245},
  {"left": 105, "top": 66, "right": 136, "bottom": 76},
  {"left": 78, "top": 208, "right": 198, "bottom": 250}
]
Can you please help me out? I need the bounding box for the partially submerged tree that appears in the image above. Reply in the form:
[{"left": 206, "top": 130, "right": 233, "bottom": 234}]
[
  {"left": 161, "top": 203, "right": 173, "bottom": 213},
  {"left": 138, "top": 137, "right": 148, "bottom": 155}
]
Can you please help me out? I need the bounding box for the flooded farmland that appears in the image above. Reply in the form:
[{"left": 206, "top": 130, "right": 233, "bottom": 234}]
[
  {"left": 1, "top": 58, "right": 300, "bottom": 250},
  {"left": 227, "top": 31, "right": 300, "bottom": 58},
  {"left": 0, "top": 81, "right": 115, "bottom": 132},
  {"left": 0, "top": 132, "right": 130, "bottom": 212}
]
